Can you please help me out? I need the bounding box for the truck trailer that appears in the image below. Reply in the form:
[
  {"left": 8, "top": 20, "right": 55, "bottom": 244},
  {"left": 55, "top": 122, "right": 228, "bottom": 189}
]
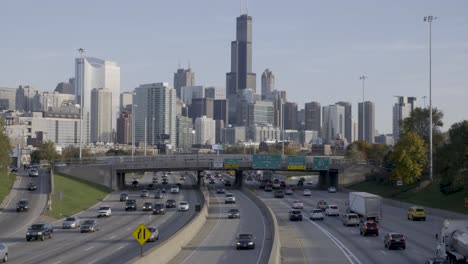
[
  {"left": 347, "top": 192, "right": 382, "bottom": 222},
  {"left": 433, "top": 219, "right": 468, "bottom": 264}
]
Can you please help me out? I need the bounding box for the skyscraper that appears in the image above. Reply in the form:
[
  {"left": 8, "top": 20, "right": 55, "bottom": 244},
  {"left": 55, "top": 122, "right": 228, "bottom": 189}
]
[
  {"left": 176, "top": 115, "right": 193, "bottom": 153},
  {"left": 117, "top": 111, "right": 132, "bottom": 144},
  {"left": 54, "top": 81, "right": 72, "bottom": 94},
  {"left": 0, "top": 87, "right": 16, "bottom": 111},
  {"left": 358, "top": 101, "right": 375, "bottom": 143},
  {"left": 393, "top": 96, "right": 417, "bottom": 143},
  {"left": 174, "top": 68, "right": 195, "bottom": 99},
  {"left": 304, "top": 102, "right": 321, "bottom": 134},
  {"left": 91, "top": 88, "right": 112, "bottom": 143},
  {"left": 322, "top": 104, "right": 345, "bottom": 142},
  {"left": 189, "top": 98, "right": 214, "bottom": 122},
  {"left": 336, "top": 101, "right": 352, "bottom": 143},
  {"left": 194, "top": 116, "right": 216, "bottom": 145},
  {"left": 283, "top": 102, "right": 298, "bottom": 130},
  {"left": 261, "top": 69, "right": 275, "bottom": 100},
  {"left": 120, "top": 92, "right": 133, "bottom": 113}
]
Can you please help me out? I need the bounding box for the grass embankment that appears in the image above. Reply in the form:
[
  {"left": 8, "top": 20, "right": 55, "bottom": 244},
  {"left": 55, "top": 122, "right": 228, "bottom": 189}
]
[
  {"left": 349, "top": 180, "right": 468, "bottom": 215},
  {"left": 45, "top": 173, "right": 112, "bottom": 219},
  {"left": 0, "top": 171, "right": 16, "bottom": 204}
]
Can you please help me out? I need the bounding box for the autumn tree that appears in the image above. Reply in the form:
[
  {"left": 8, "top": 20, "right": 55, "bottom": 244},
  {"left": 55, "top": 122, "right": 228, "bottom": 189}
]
[
  {"left": 391, "top": 132, "right": 427, "bottom": 185},
  {"left": 400, "top": 107, "right": 444, "bottom": 147},
  {"left": 31, "top": 141, "right": 58, "bottom": 163}
]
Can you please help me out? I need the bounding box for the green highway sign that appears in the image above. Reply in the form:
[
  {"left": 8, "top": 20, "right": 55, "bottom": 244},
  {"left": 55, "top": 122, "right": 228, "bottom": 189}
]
[
  {"left": 224, "top": 158, "right": 239, "bottom": 169},
  {"left": 252, "top": 154, "right": 282, "bottom": 169},
  {"left": 287, "top": 156, "right": 306, "bottom": 170},
  {"left": 313, "top": 157, "right": 330, "bottom": 170}
]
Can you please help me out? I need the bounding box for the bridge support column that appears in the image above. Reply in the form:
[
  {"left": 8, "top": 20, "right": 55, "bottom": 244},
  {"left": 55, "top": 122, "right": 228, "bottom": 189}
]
[
  {"left": 318, "top": 171, "right": 328, "bottom": 190},
  {"left": 197, "top": 171, "right": 204, "bottom": 188},
  {"left": 234, "top": 170, "right": 243, "bottom": 188},
  {"left": 116, "top": 172, "right": 125, "bottom": 190}
]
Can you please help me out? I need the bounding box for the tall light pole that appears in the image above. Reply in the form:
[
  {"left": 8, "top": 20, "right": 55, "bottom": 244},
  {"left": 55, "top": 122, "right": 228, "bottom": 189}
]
[
  {"left": 132, "top": 99, "right": 137, "bottom": 162},
  {"left": 281, "top": 100, "right": 285, "bottom": 156},
  {"left": 77, "top": 48, "right": 86, "bottom": 160},
  {"left": 359, "top": 75, "right": 367, "bottom": 142},
  {"left": 144, "top": 116, "right": 147, "bottom": 157},
  {"left": 424, "top": 15, "right": 437, "bottom": 181},
  {"left": 152, "top": 117, "right": 155, "bottom": 153}
]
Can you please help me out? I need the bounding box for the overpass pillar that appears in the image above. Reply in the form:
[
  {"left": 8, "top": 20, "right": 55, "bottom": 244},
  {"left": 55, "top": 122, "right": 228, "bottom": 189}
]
[
  {"left": 197, "top": 171, "right": 204, "bottom": 188},
  {"left": 234, "top": 170, "right": 243, "bottom": 188},
  {"left": 116, "top": 172, "right": 125, "bottom": 190},
  {"left": 318, "top": 171, "right": 327, "bottom": 189}
]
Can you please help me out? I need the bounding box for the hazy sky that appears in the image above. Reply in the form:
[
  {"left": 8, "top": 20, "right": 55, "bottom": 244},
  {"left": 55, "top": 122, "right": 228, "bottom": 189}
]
[{"left": 1, "top": 0, "right": 467, "bottom": 133}]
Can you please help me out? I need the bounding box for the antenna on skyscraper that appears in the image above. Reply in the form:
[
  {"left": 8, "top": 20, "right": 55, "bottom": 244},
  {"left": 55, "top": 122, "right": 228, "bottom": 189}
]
[
  {"left": 178, "top": 60, "right": 181, "bottom": 69},
  {"left": 246, "top": 0, "right": 248, "bottom": 15},
  {"left": 239, "top": 0, "right": 242, "bottom": 14},
  {"left": 188, "top": 60, "right": 191, "bottom": 69}
]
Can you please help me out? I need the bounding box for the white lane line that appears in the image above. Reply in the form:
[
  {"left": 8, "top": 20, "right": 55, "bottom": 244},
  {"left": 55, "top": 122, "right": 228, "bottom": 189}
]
[
  {"left": 116, "top": 245, "right": 126, "bottom": 251},
  {"left": 380, "top": 250, "right": 387, "bottom": 255},
  {"left": 84, "top": 246, "right": 94, "bottom": 251},
  {"left": 109, "top": 235, "right": 116, "bottom": 239},
  {"left": 51, "top": 261, "right": 63, "bottom": 264},
  {"left": 88, "top": 259, "right": 99, "bottom": 264},
  {"left": 280, "top": 201, "right": 362, "bottom": 264}
]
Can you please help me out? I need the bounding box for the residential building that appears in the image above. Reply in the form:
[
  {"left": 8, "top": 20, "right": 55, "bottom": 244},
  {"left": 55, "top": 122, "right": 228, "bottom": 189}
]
[
  {"left": 174, "top": 68, "right": 195, "bottom": 98},
  {"left": 194, "top": 116, "right": 216, "bottom": 145},
  {"left": 322, "top": 104, "right": 345, "bottom": 142},
  {"left": 0, "top": 87, "right": 16, "bottom": 110},
  {"left": 304, "top": 102, "right": 321, "bottom": 133},
  {"left": 392, "top": 96, "right": 417, "bottom": 142},
  {"left": 336, "top": 101, "right": 352, "bottom": 143},
  {"left": 358, "top": 101, "right": 375, "bottom": 143},
  {"left": 283, "top": 102, "right": 298, "bottom": 130},
  {"left": 261, "top": 69, "right": 275, "bottom": 100},
  {"left": 91, "top": 88, "right": 112, "bottom": 143}
]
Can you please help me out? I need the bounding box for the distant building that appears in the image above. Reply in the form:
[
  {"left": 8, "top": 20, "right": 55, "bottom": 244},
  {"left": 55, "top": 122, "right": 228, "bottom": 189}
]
[
  {"left": 375, "top": 134, "right": 394, "bottom": 146},
  {"left": 189, "top": 98, "right": 214, "bottom": 122},
  {"left": 176, "top": 115, "right": 193, "bottom": 153},
  {"left": 358, "top": 101, "right": 375, "bottom": 143},
  {"left": 283, "top": 102, "right": 298, "bottom": 130},
  {"left": 120, "top": 92, "right": 133, "bottom": 113},
  {"left": 336, "top": 101, "right": 352, "bottom": 143},
  {"left": 174, "top": 68, "right": 195, "bottom": 98},
  {"left": 16, "top": 85, "right": 41, "bottom": 112},
  {"left": 54, "top": 81, "right": 73, "bottom": 94},
  {"left": 194, "top": 116, "right": 216, "bottom": 145},
  {"left": 180, "top": 85, "right": 204, "bottom": 106},
  {"left": 284, "top": 130, "right": 300, "bottom": 145},
  {"left": 117, "top": 111, "right": 132, "bottom": 145},
  {"left": 304, "top": 102, "right": 321, "bottom": 133},
  {"left": 261, "top": 69, "right": 275, "bottom": 100},
  {"left": 213, "top": 99, "right": 228, "bottom": 126},
  {"left": 249, "top": 124, "right": 280, "bottom": 143},
  {"left": 41, "top": 92, "right": 75, "bottom": 112},
  {"left": 222, "top": 126, "right": 246, "bottom": 144},
  {"left": 247, "top": 100, "right": 274, "bottom": 127},
  {"left": 91, "top": 88, "right": 112, "bottom": 143},
  {"left": 297, "top": 108, "right": 305, "bottom": 130},
  {"left": 0, "top": 87, "right": 16, "bottom": 110},
  {"left": 205, "top": 86, "right": 226, "bottom": 100},
  {"left": 322, "top": 104, "right": 345, "bottom": 142},
  {"left": 392, "top": 96, "right": 417, "bottom": 143},
  {"left": 300, "top": 130, "right": 319, "bottom": 147},
  {"left": 215, "top": 119, "right": 225, "bottom": 144}
]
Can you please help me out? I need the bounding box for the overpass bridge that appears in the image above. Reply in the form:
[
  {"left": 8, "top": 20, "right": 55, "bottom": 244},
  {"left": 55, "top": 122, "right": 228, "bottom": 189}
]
[{"left": 55, "top": 154, "right": 374, "bottom": 190}]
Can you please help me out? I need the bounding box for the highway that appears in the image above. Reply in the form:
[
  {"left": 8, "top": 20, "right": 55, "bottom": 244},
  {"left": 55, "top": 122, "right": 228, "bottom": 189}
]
[
  {"left": 169, "top": 173, "right": 272, "bottom": 264},
  {"left": 5, "top": 171, "right": 202, "bottom": 264},
  {"left": 0, "top": 168, "right": 49, "bottom": 238},
  {"left": 249, "top": 176, "right": 449, "bottom": 264}
]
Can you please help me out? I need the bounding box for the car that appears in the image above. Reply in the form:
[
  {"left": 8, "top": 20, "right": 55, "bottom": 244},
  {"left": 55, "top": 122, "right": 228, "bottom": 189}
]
[
  {"left": 285, "top": 189, "right": 293, "bottom": 195},
  {"left": 154, "top": 191, "right": 163, "bottom": 199},
  {"left": 120, "top": 193, "right": 129, "bottom": 201},
  {"left": 325, "top": 205, "right": 339, "bottom": 216},
  {"left": 287, "top": 185, "right": 296, "bottom": 191},
  {"left": 303, "top": 189, "right": 312, "bottom": 196},
  {"left": 125, "top": 200, "right": 137, "bottom": 211},
  {"left": 27, "top": 182, "right": 37, "bottom": 191},
  {"left": 147, "top": 183, "right": 156, "bottom": 190},
  {"left": 26, "top": 223, "right": 53, "bottom": 241},
  {"left": 0, "top": 243, "right": 7, "bottom": 262},
  {"left": 289, "top": 210, "right": 303, "bottom": 221},
  {"left": 299, "top": 177, "right": 305, "bottom": 183},
  {"left": 328, "top": 186, "right": 337, "bottom": 193},
  {"left": 359, "top": 220, "right": 379, "bottom": 236},
  {"left": 162, "top": 179, "right": 169, "bottom": 184},
  {"left": 152, "top": 177, "right": 158, "bottom": 184},
  {"left": 63, "top": 216, "right": 81, "bottom": 229},
  {"left": 407, "top": 206, "right": 426, "bottom": 221},
  {"left": 216, "top": 188, "right": 226, "bottom": 194},
  {"left": 176, "top": 183, "right": 182, "bottom": 188},
  {"left": 272, "top": 182, "right": 281, "bottom": 189},
  {"left": 131, "top": 180, "right": 139, "bottom": 188},
  {"left": 16, "top": 199, "right": 30, "bottom": 212},
  {"left": 236, "top": 233, "right": 255, "bottom": 249},
  {"left": 280, "top": 181, "right": 286, "bottom": 188},
  {"left": 166, "top": 199, "right": 176, "bottom": 208},
  {"left": 180, "top": 176, "right": 186, "bottom": 181},
  {"left": 225, "top": 193, "right": 236, "bottom": 204},
  {"left": 342, "top": 213, "right": 360, "bottom": 226},
  {"left": 97, "top": 206, "right": 112, "bottom": 217},
  {"left": 161, "top": 188, "right": 167, "bottom": 193},
  {"left": 297, "top": 181, "right": 304, "bottom": 187},
  {"left": 274, "top": 190, "right": 284, "bottom": 198},
  {"left": 224, "top": 180, "right": 232, "bottom": 186},
  {"left": 209, "top": 179, "right": 216, "bottom": 184},
  {"left": 228, "top": 208, "right": 240, "bottom": 219},
  {"left": 310, "top": 209, "right": 324, "bottom": 220},
  {"left": 292, "top": 200, "right": 304, "bottom": 209},
  {"left": 265, "top": 185, "right": 273, "bottom": 192},
  {"left": 55, "top": 162, "right": 67, "bottom": 167},
  {"left": 29, "top": 169, "right": 39, "bottom": 177},
  {"left": 147, "top": 227, "right": 160, "bottom": 242},
  {"left": 80, "top": 220, "right": 99, "bottom": 233},
  {"left": 142, "top": 202, "right": 153, "bottom": 211},
  {"left": 140, "top": 190, "right": 149, "bottom": 198},
  {"left": 317, "top": 200, "right": 328, "bottom": 211},
  {"left": 384, "top": 232, "right": 406, "bottom": 250},
  {"left": 425, "top": 257, "right": 449, "bottom": 264},
  {"left": 178, "top": 201, "right": 190, "bottom": 211},
  {"left": 153, "top": 203, "right": 166, "bottom": 215},
  {"left": 171, "top": 187, "right": 180, "bottom": 193}
]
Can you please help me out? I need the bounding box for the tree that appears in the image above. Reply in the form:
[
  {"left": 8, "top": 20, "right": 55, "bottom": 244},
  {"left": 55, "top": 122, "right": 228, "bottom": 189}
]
[
  {"left": 368, "top": 144, "right": 391, "bottom": 162},
  {"left": 31, "top": 141, "right": 57, "bottom": 163},
  {"left": 391, "top": 132, "right": 427, "bottom": 185},
  {"left": 0, "top": 120, "right": 11, "bottom": 171},
  {"left": 345, "top": 141, "right": 371, "bottom": 160},
  {"left": 400, "top": 107, "right": 444, "bottom": 146},
  {"left": 60, "top": 146, "right": 92, "bottom": 160}
]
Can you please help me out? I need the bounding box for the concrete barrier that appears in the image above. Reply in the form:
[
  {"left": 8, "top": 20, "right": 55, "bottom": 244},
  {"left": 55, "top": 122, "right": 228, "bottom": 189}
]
[
  {"left": 131, "top": 189, "right": 209, "bottom": 264},
  {"left": 241, "top": 188, "right": 281, "bottom": 264}
]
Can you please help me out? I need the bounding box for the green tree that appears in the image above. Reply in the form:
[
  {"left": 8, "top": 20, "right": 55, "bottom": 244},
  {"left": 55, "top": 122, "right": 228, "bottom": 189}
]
[
  {"left": 60, "top": 145, "right": 93, "bottom": 160},
  {"left": 31, "top": 141, "right": 57, "bottom": 163},
  {"left": 345, "top": 141, "right": 371, "bottom": 160},
  {"left": 0, "top": 120, "right": 11, "bottom": 171},
  {"left": 400, "top": 107, "right": 444, "bottom": 146},
  {"left": 368, "top": 144, "right": 391, "bottom": 162},
  {"left": 391, "top": 132, "right": 427, "bottom": 185}
]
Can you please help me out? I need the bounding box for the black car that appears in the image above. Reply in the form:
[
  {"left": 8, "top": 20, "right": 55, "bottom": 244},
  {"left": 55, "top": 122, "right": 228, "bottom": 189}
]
[
  {"left": 216, "top": 188, "right": 225, "bottom": 194},
  {"left": 142, "top": 202, "right": 153, "bottom": 211},
  {"left": 224, "top": 181, "right": 232, "bottom": 186},
  {"left": 209, "top": 179, "right": 216, "bottom": 184},
  {"left": 289, "top": 210, "right": 303, "bottom": 221},
  {"left": 384, "top": 233, "right": 406, "bottom": 250},
  {"left": 152, "top": 177, "right": 158, "bottom": 183},
  {"left": 153, "top": 203, "right": 166, "bottom": 215},
  {"left": 236, "top": 233, "right": 255, "bottom": 249},
  {"left": 162, "top": 179, "right": 169, "bottom": 184},
  {"left": 359, "top": 221, "right": 379, "bottom": 236},
  {"left": 27, "top": 183, "right": 37, "bottom": 191},
  {"left": 125, "top": 200, "right": 137, "bottom": 211},
  {"left": 120, "top": 193, "right": 129, "bottom": 201},
  {"left": 17, "top": 199, "right": 30, "bottom": 212},
  {"left": 274, "top": 190, "right": 284, "bottom": 198},
  {"left": 228, "top": 209, "right": 240, "bottom": 219},
  {"left": 131, "top": 180, "right": 139, "bottom": 188},
  {"left": 154, "top": 191, "right": 163, "bottom": 199},
  {"left": 26, "top": 223, "right": 53, "bottom": 241},
  {"left": 280, "top": 181, "right": 286, "bottom": 188},
  {"left": 166, "top": 199, "right": 176, "bottom": 208},
  {"left": 80, "top": 220, "right": 99, "bottom": 233},
  {"left": 265, "top": 185, "right": 273, "bottom": 192},
  {"left": 147, "top": 183, "right": 156, "bottom": 190},
  {"left": 176, "top": 183, "right": 182, "bottom": 188}
]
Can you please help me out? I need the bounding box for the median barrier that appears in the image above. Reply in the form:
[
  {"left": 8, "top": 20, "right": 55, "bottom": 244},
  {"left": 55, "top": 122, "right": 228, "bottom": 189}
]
[{"left": 131, "top": 188, "right": 209, "bottom": 264}]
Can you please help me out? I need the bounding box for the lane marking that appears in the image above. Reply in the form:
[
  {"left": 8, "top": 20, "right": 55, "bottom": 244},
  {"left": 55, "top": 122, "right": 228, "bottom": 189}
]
[
  {"left": 84, "top": 246, "right": 94, "bottom": 251},
  {"left": 380, "top": 250, "right": 387, "bottom": 255},
  {"left": 51, "top": 261, "right": 63, "bottom": 264},
  {"left": 297, "top": 236, "right": 308, "bottom": 263},
  {"left": 109, "top": 235, "right": 116, "bottom": 239},
  {"left": 117, "top": 245, "right": 126, "bottom": 251},
  {"left": 88, "top": 259, "right": 99, "bottom": 264}
]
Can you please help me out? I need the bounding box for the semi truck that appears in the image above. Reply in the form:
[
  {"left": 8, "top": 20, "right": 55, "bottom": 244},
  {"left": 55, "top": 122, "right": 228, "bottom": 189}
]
[
  {"left": 347, "top": 192, "right": 382, "bottom": 222},
  {"left": 433, "top": 219, "right": 468, "bottom": 264}
]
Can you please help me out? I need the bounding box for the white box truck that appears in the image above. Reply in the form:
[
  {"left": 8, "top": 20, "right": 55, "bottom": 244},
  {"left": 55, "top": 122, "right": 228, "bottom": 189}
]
[{"left": 347, "top": 192, "right": 382, "bottom": 222}]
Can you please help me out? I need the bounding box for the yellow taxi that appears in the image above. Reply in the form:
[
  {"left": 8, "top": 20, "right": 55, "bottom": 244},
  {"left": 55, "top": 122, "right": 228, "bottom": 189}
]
[{"left": 407, "top": 206, "right": 426, "bottom": 221}]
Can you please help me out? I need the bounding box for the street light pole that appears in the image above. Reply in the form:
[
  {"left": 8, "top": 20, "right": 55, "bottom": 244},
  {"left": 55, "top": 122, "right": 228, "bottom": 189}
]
[
  {"left": 281, "top": 100, "right": 285, "bottom": 156},
  {"left": 132, "top": 99, "right": 137, "bottom": 162},
  {"left": 144, "top": 116, "right": 147, "bottom": 157},
  {"left": 424, "top": 15, "right": 437, "bottom": 181},
  {"left": 77, "top": 48, "right": 86, "bottom": 160},
  {"left": 152, "top": 117, "right": 155, "bottom": 155},
  {"left": 359, "top": 75, "right": 367, "bottom": 142}
]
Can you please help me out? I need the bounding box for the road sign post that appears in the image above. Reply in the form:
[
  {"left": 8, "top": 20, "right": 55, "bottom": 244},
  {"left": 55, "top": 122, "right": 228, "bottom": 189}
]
[
  {"left": 287, "top": 156, "right": 306, "bottom": 170},
  {"left": 252, "top": 154, "right": 282, "bottom": 169},
  {"left": 132, "top": 224, "right": 151, "bottom": 257}
]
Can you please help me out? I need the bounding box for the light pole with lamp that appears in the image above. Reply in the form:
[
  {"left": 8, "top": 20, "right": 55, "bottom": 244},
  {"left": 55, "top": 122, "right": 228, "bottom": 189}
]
[
  {"left": 152, "top": 117, "right": 155, "bottom": 155},
  {"left": 359, "top": 75, "right": 367, "bottom": 142},
  {"left": 144, "top": 116, "right": 147, "bottom": 157},
  {"left": 77, "top": 48, "right": 86, "bottom": 160},
  {"left": 132, "top": 100, "right": 137, "bottom": 162}
]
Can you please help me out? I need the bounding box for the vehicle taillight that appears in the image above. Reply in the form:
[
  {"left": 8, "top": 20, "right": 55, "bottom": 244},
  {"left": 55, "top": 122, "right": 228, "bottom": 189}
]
[{"left": 364, "top": 226, "right": 368, "bottom": 230}]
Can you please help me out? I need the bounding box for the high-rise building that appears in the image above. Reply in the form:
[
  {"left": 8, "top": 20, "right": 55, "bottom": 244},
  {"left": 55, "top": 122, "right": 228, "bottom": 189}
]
[
  {"left": 222, "top": 126, "right": 246, "bottom": 144},
  {"left": 117, "top": 111, "right": 132, "bottom": 144},
  {"left": 247, "top": 100, "right": 274, "bottom": 127},
  {"left": 41, "top": 92, "right": 75, "bottom": 112},
  {"left": 91, "top": 88, "right": 112, "bottom": 143},
  {"left": 189, "top": 98, "right": 214, "bottom": 122},
  {"left": 358, "top": 101, "right": 375, "bottom": 143},
  {"left": 336, "top": 101, "right": 352, "bottom": 143},
  {"left": 134, "top": 82, "right": 176, "bottom": 146},
  {"left": 322, "top": 104, "right": 345, "bottom": 142},
  {"left": 375, "top": 134, "right": 394, "bottom": 146},
  {"left": 304, "top": 102, "right": 321, "bottom": 133},
  {"left": 352, "top": 118, "right": 358, "bottom": 142},
  {"left": 75, "top": 57, "right": 120, "bottom": 143},
  {"left": 176, "top": 115, "right": 193, "bottom": 153},
  {"left": 393, "top": 96, "right": 417, "bottom": 142},
  {"left": 180, "top": 85, "right": 204, "bottom": 106},
  {"left": 261, "top": 69, "right": 275, "bottom": 100},
  {"left": 120, "top": 92, "right": 133, "bottom": 113},
  {"left": 54, "top": 81, "right": 73, "bottom": 94},
  {"left": 249, "top": 124, "right": 280, "bottom": 143},
  {"left": 297, "top": 108, "right": 305, "bottom": 130},
  {"left": 215, "top": 119, "right": 225, "bottom": 144},
  {"left": 0, "top": 87, "right": 16, "bottom": 110},
  {"left": 205, "top": 86, "right": 226, "bottom": 100},
  {"left": 174, "top": 68, "right": 195, "bottom": 98},
  {"left": 15, "top": 85, "right": 41, "bottom": 112},
  {"left": 213, "top": 99, "right": 228, "bottom": 126},
  {"left": 283, "top": 102, "right": 298, "bottom": 130},
  {"left": 194, "top": 116, "right": 216, "bottom": 145}
]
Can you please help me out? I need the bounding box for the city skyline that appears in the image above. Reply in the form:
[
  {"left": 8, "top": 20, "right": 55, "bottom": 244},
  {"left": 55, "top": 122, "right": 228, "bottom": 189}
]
[{"left": 1, "top": 1, "right": 467, "bottom": 134}]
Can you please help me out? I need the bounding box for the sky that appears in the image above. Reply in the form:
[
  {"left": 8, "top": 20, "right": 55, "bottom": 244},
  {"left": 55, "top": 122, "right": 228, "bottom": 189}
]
[{"left": 1, "top": 0, "right": 467, "bottom": 134}]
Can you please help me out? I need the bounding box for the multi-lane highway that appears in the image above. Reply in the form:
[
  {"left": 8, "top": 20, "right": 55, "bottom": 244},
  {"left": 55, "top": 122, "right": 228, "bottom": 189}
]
[
  {"left": 169, "top": 173, "right": 272, "bottom": 264},
  {"left": 248, "top": 176, "right": 450, "bottom": 264},
  {"left": 4, "top": 171, "right": 202, "bottom": 264}
]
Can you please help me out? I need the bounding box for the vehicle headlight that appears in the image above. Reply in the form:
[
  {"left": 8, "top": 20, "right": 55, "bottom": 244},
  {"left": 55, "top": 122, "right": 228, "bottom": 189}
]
[
  {"left": 237, "top": 242, "right": 241, "bottom": 245},
  {"left": 27, "top": 232, "right": 31, "bottom": 235},
  {"left": 248, "top": 242, "right": 254, "bottom": 245},
  {"left": 37, "top": 232, "right": 42, "bottom": 235}
]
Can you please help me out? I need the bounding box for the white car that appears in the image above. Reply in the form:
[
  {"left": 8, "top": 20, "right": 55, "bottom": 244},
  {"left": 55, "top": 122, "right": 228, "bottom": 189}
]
[
  {"left": 62, "top": 216, "right": 81, "bottom": 229},
  {"left": 178, "top": 201, "right": 190, "bottom": 211},
  {"left": 310, "top": 209, "right": 324, "bottom": 220},
  {"left": 29, "top": 169, "right": 39, "bottom": 177},
  {"left": 325, "top": 205, "right": 339, "bottom": 216},
  {"left": 292, "top": 200, "right": 304, "bottom": 209},
  {"left": 342, "top": 213, "right": 360, "bottom": 226},
  {"left": 225, "top": 193, "right": 236, "bottom": 204},
  {"left": 328, "top": 186, "right": 337, "bottom": 193},
  {"left": 97, "top": 206, "right": 112, "bottom": 217},
  {"left": 303, "top": 189, "right": 312, "bottom": 196},
  {"left": 0, "top": 243, "right": 7, "bottom": 263},
  {"left": 171, "top": 187, "right": 180, "bottom": 194}
]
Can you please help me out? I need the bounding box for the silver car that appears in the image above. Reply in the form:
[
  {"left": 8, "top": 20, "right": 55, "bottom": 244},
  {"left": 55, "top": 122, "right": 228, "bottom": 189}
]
[
  {"left": 0, "top": 243, "right": 7, "bottom": 262},
  {"left": 147, "top": 227, "right": 159, "bottom": 242},
  {"left": 63, "top": 216, "right": 80, "bottom": 229}
]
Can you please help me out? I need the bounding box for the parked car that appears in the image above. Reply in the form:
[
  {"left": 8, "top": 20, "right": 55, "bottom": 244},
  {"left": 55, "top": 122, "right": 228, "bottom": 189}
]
[
  {"left": 62, "top": 216, "right": 80, "bottom": 229},
  {"left": 97, "top": 206, "right": 112, "bottom": 217},
  {"left": 236, "top": 233, "right": 255, "bottom": 250},
  {"left": 125, "top": 200, "right": 137, "bottom": 211},
  {"left": 317, "top": 200, "right": 328, "bottom": 211},
  {"left": 147, "top": 227, "right": 159, "bottom": 242},
  {"left": 325, "top": 205, "right": 339, "bottom": 216},
  {"left": 26, "top": 223, "right": 53, "bottom": 241},
  {"left": 303, "top": 189, "right": 312, "bottom": 196},
  {"left": 16, "top": 199, "right": 30, "bottom": 212},
  {"left": 216, "top": 188, "right": 226, "bottom": 194},
  {"left": 140, "top": 190, "right": 149, "bottom": 197},
  {"left": 120, "top": 193, "right": 129, "bottom": 201},
  {"left": 27, "top": 182, "right": 37, "bottom": 191},
  {"left": 166, "top": 199, "right": 176, "bottom": 208},
  {"left": 80, "top": 220, "right": 99, "bottom": 233},
  {"left": 142, "top": 202, "right": 153, "bottom": 211},
  {"left": 310, "top": 209, "right": 324, "bottom": 220},
  {"left": 153, "top": 203, "right": 166, "bottom": 215},
  {"left": 328, "top": 186, "right": 337, "bottom": 193},
  {"left": 384, "top": 232, "right": 406, "bottom": 250},
  {"left": 225, "top": 193, "right": 236, "bottom": 204},
  {"left": 274, "top": 190, "right": 284, "bottom": 198},
  {"left": 228, "top": 208, "right": 240, "bottom": 219},
  {"left": 359, "top": 220, "right": 379, "bottom": 236},
  {"left": 178, "top": 201, "right": 190, "bottom": 211},
  {"left": 289, "top": 210, "right": 303, "bottom": 221},
  {"left": 292, "top": 200, "right": 304, "bottom": 209},
  {"left": 407, "top": 206, "right": 426, "bottom": 221},
  {"left": 342, "top": 213, "right": 360, "bottom": 226},
  {"left": 0, "top": 243, "right": 7, "bottom": 262}
]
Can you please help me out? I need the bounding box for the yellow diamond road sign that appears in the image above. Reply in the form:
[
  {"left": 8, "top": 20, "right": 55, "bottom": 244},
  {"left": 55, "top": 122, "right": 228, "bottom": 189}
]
[{"left": 132, "top": 224, "right": 151, "bottom": 246}]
